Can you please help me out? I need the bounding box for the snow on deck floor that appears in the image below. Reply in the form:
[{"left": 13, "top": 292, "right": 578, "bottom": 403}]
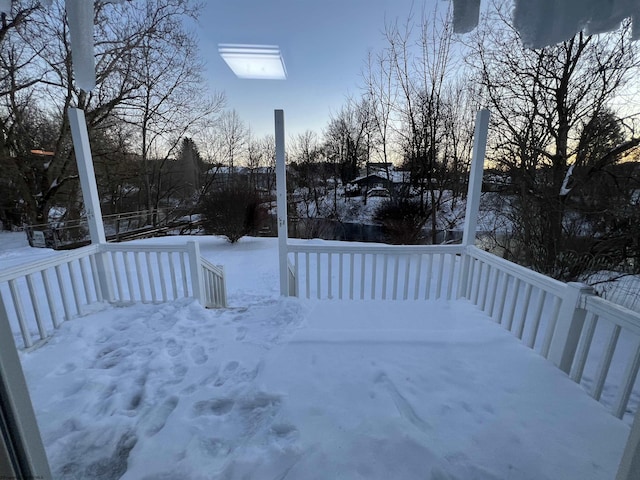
[{"left": 21, "top": 295, "right": 628, "bottom": 479}]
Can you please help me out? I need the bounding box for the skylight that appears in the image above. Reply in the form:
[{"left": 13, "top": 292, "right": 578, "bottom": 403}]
[{"left": 218, "top": 44, "right": 287, "bottom": 80}]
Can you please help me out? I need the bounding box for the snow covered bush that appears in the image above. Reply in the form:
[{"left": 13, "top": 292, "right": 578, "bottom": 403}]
[
  {"left": 200, "top": 181, "right": 267, "bottom": 243},
  {"left": 374, "top": 198, "right": 428, "bottom": 245}
]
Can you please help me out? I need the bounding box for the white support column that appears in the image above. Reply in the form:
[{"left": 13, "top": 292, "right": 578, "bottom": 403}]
[
  {"left": 68, "top": 108, "right": 114, "bottom": 302},
  {"left": 548, "top": 282, "right": 593, "bottom": 374},
  {"left": 462, "top": 109, "right": 490, "bottom": 248},
  {"left": 68, "top": 107, "right": 105, "bottom": 245},
  {"left": 457, "top": 109, "right": 490, "bottom": 298},
  {"left": 617, "top": 406, "right": 640, "bottom": 480},
  {"left": 0, "top": 294, "right": 52, "bottom": 479},
  {"left": 275, "top": 110, "right": 290, "bottom": 297}
]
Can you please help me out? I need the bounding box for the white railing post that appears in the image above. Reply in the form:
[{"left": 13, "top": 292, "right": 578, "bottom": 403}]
[
  {"left": 187, "top": 241, "right": 204, "bottom": 305},
  {"left": 458, "top": 109, "right": 490, "bottom": 298},
  {"left": 0, "top": 293, "right": 52, "bottom": 478},
  {"left": 548, "top": 282, "right": 594, "bottom": 374},
  {"left": 69, "top": 107, "right": 114, "bottom": 302},
  {"left": 617, "top": 407, "right": 640, "bottom": 480},
  {"left": 275, "top": 109, "right": 290, "bottom": 297}
]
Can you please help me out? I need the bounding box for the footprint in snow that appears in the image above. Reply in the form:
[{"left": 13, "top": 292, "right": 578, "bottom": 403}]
[
  {"left": 192, "top": 398, "right": 235, "bottom": 417},
  {"left": 190, "top": 345, "right": 208, "bottom": 365},
  {"left": 214, "top": 361, "right": 239, "bottom": 387},
  {"left": 236, "top": 326, "right": 248, "bottom": 341},
  {"left": 165, "top": 338, "right": 182, "bottom": 357},
  {"left": 140, "top": 396, "right": 179, "bottom": 437}
]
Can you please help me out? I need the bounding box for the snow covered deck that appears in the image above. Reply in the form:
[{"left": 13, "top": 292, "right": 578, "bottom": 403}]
[{"left": 15, "top": 244, "right": 628, "bottom": 478}]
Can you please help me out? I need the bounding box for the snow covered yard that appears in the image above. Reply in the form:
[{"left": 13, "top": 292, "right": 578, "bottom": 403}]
[{"left": 1, "top": 233, "right": 631, "bottom": 479}]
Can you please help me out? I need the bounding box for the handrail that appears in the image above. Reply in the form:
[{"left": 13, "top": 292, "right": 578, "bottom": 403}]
[
  {"left": 288, "top": 243, "right": 464, "bottom": 256},
  {"left": 466, "top": 246, "right": 566, "bottom": 295},
  {"left": 0, "top": 244, "right": 99, "bottom": 282}
]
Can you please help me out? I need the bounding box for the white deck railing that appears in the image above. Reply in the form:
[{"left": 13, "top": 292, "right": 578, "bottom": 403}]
[
  {"left": 287, "top": 243, "right": 463, "bottom": 301},
  {"left": 461, "top": 246, "right": 567, "bottom": 358},
  {"left": 285, "top": 241, "right": 640, "bottom": 421},
  {"left": 0, "top": 241, "right": 226, "bottom": 350}
]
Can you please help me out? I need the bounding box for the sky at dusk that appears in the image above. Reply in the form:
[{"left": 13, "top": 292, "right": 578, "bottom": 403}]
[{"left": 197, "top": 0, "right": 441, "bottom": 138}]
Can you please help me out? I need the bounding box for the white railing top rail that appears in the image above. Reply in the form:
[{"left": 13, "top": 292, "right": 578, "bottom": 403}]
[
  {"left": 583, "top": 295, "right": 640, "bottom": 336},
  {"left": 466, "top": 246, "right": 566, "bottom": 295},
  {"left": 100, "top": 242, "right": 191, "bottom": 253},
  {"left": 288, "top": 242, "right": 464, "bottom": 256},
  {"left": 0, "top": 244, "right": 99, "bottom": 283},
  {"left": 201, "top": 256, "right": 225, "bottom": 277}
]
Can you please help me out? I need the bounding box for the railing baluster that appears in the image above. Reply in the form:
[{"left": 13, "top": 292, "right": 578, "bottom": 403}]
[
  {"left": 392, "top": 255, "right": 399, "bottom": 300},
  {"left": 472, "top": 261, "right": 484, "bottom": 305},
  {"left": 570, "top": 312, "right": 598, "bottom": 383},
  {"left": 328, "top": 253, "right": 333, "bottom": 299},
  {"left": 338, "top": 253, "right": 343, "bottom": 300},
  {"left": 425, "top": 254, "right": 433, "bottom": 300},
  {"left": 486, "top": 267, "right": 500, "bottom": 315},
  {"left": 67, "top": 261, "right": 82, "bottom": 315},
  {"left": 124, "top": 252, "right": 135, "bottom": 301},
  {"left": 465, "top": 256, "right": 476, "bottom": 300},
  {"left": 436, "top": 253, "right": 445, "bottom": 300},
  {"left": 180, "top": 252, "right": 189, "bottom": 297},
  {"left": 41, "top": 270, "right": 60, "bottom": 328},
  {"left": 79, "top": 257, "right": 92, "bottom": 304},
  {"left": 446, "top": 254, "right": 456, "bottom": 300},
  {"left": 168, "top": 252, "right": 178, "bottom": 299},
  {"left": 349, "top": 253, "right": 355, "bottom": 300},
  {"left": 360, "top": 253, "right": 366, "bottom": 300},
  {"left": 135, "top": 252, "right": 147, "bottom": 302},
  {"left": 413, "top": 254, "right": 422, "bottom": 300},
  {"left": 9, "top": 280, "right": 31, "bottom": 348},
  {"left": 593, "top": 324, "right": 621, "bottom": 401},
  {"left": 371, "top": 254, "right": 378, "bottom": 300},
  {"left": 382, "top": 254, "right": 388, "bottom": 300},
  {"left": 305, "top": 253, "right": 310, "bottom": 299},
  {"left": 26, "top": 275, "right": 46, "bottom": 340},
  {"left": 146, "top": 252, "right": 157, "bottom": 302},
  {"left": 55, "top": 265, "right": 73, "bottom": 321},
  {"left": 527, "top": 290, "right": 546, "bottom": 349},
  {"left": 316, "top": 252, "right": 321, "bottom": 299},
  {"left": 541, "top": 296, "right": 562, "bottom": 358},
  {"left": 515, "top": 284, "right": 533, "bottom": 339},
  {"left": 294, "top": 252, "right": 300, "bottom": 298},
  {"left": 494, "top": 272, "right": 510, "bottom": 324},
  {"left": 89, "top": 254, "right": 103, "bottom": 303},
  {"left": 505, "top": 278, "right": 521, "bottom": 331},
  {"left": 157, "top": 252, "right": 168, "bottom": 302},
  {"left": 479, "top": 264, "right": 492, "bottom": 310},
  {"left": 111, "top": 251, "right": 124, "bottom": 301},
  {"left": 403, "top": 255, "right": 411, "bottom": 300},
  {"left": 613, "top": 339, "right": 640, "bottom": 419}
]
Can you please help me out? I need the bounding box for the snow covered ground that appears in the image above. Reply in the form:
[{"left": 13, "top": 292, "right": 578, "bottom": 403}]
[{"left": 0, "top": 232, "right": 631, "bottom": 479}]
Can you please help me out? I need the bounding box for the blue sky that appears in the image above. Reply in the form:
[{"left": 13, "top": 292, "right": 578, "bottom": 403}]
[{"left": 197, "top": 0, "right": 439, "bottom": 138}]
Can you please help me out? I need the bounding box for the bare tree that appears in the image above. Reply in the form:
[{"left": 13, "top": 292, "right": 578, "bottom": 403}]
[
  {"left": 217, "top": 109, "right": 248, "bottom": 178},
  {"left": 469, "top": 1, "right": 640, "bottom": 277},
  {"left": 0, "top": 0, "right": 224, "bottom": 225}
]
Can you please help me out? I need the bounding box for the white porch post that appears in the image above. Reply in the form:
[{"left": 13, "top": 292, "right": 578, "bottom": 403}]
[
  {"left": 68, "top": 107, "right": 114, "bottom": 302},
  {"left": 548, "top": 282, "right": 594, "bottom": 374},
  {"left": 457, "top": 109, "right": 490, "bottom": 298},
  {"left": 275, "top": 110, "right": 289, "bottom": 296},
  {"left": 68, "top": 108, "right": 105, "bottom": 244},
  {"left": 617, "top": 406, "right": 640, "bottom": 480},
  {"left": 0, "top": 294, "right": 52, "bottom": 479}
]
